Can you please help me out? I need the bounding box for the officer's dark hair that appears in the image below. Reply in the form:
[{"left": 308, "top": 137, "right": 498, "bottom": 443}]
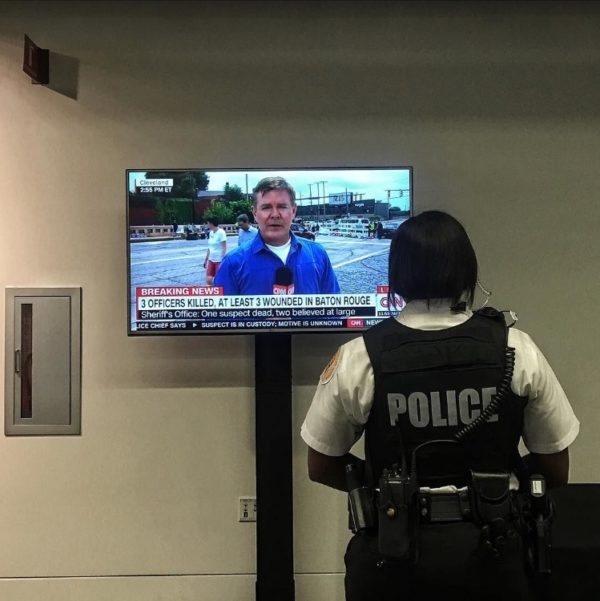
[
  {"left": 388, "top": 211, "right": 478, "bottom": 308},
  {"left": 252, "top": 176, "right": 296, "bottom": 206},
  {"left": 207, "top": 217, "right": 219, "bottom": 226}
]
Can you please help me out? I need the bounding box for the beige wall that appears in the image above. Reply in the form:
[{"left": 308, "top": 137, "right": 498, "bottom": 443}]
[{"left": 1, "top": 1, "right": 598, "bottom": 599}]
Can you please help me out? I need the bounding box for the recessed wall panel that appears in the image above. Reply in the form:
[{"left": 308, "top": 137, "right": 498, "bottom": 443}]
[{"left": 5, "top": 288, "right": 81, "bottom": 435}]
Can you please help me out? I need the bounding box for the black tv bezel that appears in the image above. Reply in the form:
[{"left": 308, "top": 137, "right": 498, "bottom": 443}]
[{"left": 126, "top": 166, "right": 413, "bottom": 336}]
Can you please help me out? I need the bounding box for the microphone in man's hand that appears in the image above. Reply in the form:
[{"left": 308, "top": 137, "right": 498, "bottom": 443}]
[{"left": 273, "top": 266, "right": 295, "bottom": 295}]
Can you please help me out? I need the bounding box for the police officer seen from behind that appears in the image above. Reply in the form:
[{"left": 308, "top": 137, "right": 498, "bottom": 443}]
[{"left": 301, "top": 210, "right": 579, "bottom": 601}]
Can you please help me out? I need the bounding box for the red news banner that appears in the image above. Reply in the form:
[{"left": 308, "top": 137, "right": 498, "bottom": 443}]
[{"left": 135, "top": 286, "right": 398, "bottom": 330}]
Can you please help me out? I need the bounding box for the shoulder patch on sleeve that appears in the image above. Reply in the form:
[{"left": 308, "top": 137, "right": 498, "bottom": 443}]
[{"left": 319, "top": 347, "right": 343, "bottom": 385}]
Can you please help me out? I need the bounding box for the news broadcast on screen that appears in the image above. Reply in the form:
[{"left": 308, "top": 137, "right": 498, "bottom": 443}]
[{"left": 127, "top": 167, "right": 412, "bottom": 335}]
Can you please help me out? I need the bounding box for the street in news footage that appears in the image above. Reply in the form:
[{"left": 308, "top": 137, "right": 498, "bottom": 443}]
[{"left": 128, "top": 227, "right": 406, "bottom": 325}]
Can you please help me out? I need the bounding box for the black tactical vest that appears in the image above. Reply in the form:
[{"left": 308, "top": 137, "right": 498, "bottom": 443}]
[{"left": 363, "top": 308, "right": 528, "bottom": 487}]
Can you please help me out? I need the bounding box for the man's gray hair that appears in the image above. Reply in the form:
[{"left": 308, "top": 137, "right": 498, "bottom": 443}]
[{"left": 252, "top": 176, "right": 296, "bottom": 206}]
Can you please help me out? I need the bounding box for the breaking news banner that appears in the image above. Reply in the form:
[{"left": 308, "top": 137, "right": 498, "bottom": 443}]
[{"left": 133, "top": 286, "right": 403, "bottom": 331}]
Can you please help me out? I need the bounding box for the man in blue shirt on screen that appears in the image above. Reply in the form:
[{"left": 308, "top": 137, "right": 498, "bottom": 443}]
[
  {"left": 236, "top": 213, "right": 259, "bottom": 246},
  {"left": 214, "top": 176, "right": 340, "bottom": 295}
]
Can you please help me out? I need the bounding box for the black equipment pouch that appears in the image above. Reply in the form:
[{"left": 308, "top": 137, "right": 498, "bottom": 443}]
[
  {"left": 469, "top": 471, "right": 522, "bottom": 559},
  {"left": 419, "top": 487, "right": 471, "bottom": 523},
  {"left": 377, "top": 466, "right": 418, "bottom": 562},
  {"left": 469, "top": 470, "right": 512, "bottom": 527}
]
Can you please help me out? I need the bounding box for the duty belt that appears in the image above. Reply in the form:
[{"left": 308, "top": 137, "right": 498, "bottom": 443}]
[
  {"left": 376, "top": 471, "right": 519, "bottom": 564},
  {"left": 347, "top": 469, "right": 516, "bottom": 534},
  {"left": 347, "top": 465, "right": 553, "bottom": 575}
]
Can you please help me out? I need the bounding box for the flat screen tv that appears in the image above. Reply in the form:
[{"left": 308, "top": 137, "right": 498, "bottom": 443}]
[{"left": 127, "top": 167, "right": 412, "bottom": 335}]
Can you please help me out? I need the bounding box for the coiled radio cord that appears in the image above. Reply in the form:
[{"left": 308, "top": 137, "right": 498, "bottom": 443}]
[{"left": 455, "top": 346, "right": 516, "bottom": 441}]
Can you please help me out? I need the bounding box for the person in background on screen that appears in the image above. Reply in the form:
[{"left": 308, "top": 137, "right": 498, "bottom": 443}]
[
  {"left": 214, "top": 176, "right": 340, "bottom": 295},
  {"left": 301, "top": 210, "right": 579, "bottom": 601},
  {"left": 237, "top": 213, "right": 259, "bottom": 247},
  {"left": 203, "top": 217, "right": 227, "bottom": 286}
]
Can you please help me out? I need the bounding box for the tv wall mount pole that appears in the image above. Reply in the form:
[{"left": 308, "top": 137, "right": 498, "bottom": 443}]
[{"left": 255, "top": 333, "right": 295, "bottom": 601}]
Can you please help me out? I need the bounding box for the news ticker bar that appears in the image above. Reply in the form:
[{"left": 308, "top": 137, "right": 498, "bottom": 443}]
[{"left": 134, "top": 317, "right": 385, "bottom": 331}]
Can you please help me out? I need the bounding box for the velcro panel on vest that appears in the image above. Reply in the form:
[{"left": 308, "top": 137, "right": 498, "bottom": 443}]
[{"left": 381, "top": 332, "right": 503, "bottom": 374}]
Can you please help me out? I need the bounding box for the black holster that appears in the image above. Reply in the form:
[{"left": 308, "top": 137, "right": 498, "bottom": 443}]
[{"left": 523, "top": 474, "right": 554, "bottom": 577}]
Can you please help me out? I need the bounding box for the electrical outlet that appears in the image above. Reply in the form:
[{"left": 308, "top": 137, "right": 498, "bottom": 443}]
[{"left": 239, "top": 497, "right": 257, "bottom": 522}]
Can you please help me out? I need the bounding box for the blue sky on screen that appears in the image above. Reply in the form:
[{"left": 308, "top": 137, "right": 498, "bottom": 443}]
[{"left": 128, "top": 168, "right": 411, "bottom": 211}]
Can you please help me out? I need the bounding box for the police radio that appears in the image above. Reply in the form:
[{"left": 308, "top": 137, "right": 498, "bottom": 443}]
[{"left": 377, "top": 461, "right": 419, "bottom": 563}]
